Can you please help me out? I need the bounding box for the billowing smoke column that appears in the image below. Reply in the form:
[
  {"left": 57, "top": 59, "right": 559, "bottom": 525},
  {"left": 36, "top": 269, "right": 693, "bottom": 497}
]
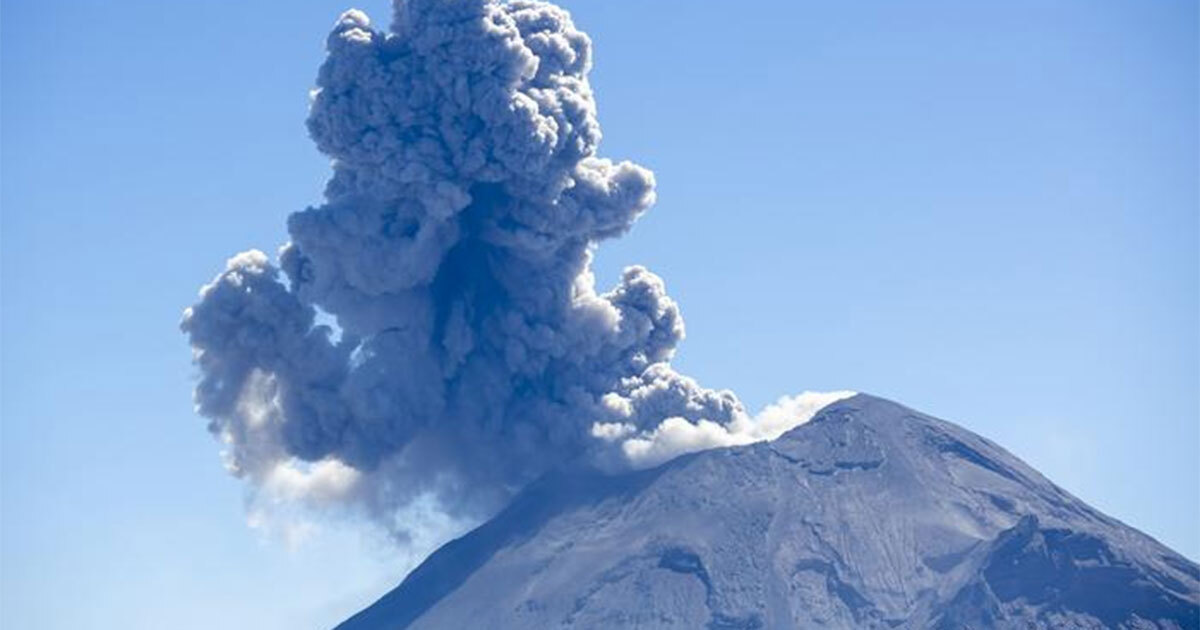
[
  {"left": 182, "top": 0, "right": 753, "bottom": 533},
  {"left": 184, "top": 0, "right": 856, "bottom": 538}
]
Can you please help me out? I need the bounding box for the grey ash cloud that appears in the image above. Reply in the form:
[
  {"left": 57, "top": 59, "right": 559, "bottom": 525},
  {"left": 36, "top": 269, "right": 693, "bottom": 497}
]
[{"left": 182, "top": 0, "right": 766, "bottom": 535}]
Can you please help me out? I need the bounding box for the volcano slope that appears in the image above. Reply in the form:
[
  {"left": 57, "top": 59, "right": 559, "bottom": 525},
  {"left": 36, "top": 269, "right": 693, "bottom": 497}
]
[{"left": 337, "top": 394, "right": 1199, "bottom": 629}]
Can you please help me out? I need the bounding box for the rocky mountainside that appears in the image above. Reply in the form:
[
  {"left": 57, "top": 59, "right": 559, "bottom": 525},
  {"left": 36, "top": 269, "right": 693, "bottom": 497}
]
[{"left": 337, "top": 394, "right": 1199, "bottom": 629}]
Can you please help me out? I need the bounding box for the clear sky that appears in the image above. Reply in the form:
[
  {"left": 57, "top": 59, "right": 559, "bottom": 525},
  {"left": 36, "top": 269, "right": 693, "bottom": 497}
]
[{"left": 2, "top": 1, "right": 1196, "bottom": 628}]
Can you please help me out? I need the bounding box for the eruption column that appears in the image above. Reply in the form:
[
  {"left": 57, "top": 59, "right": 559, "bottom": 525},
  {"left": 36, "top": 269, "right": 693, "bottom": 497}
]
[{"left": 182, "top": 0, "right": 743, "bottom": 532}]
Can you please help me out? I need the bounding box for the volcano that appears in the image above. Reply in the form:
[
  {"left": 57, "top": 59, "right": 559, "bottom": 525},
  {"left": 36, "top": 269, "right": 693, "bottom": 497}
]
[{"left": 336, "top": 394, "right": 1199, "bottom": 629}]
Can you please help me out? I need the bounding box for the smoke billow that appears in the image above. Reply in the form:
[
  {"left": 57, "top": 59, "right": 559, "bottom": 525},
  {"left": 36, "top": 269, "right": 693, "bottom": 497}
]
[{"left": 183, "top": 0, "right": 847, "bottom": 538}]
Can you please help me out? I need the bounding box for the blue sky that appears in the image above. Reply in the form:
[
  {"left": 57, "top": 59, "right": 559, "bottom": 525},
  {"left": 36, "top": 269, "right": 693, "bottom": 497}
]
[{"left": 2, "top": 1, "right": 1196, "bottom": 628}]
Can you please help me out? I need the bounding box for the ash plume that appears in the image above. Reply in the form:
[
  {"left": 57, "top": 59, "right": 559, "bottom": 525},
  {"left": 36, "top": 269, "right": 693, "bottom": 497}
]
[{"left": 183, "top": 0, "right": 842, "bottom": 537}]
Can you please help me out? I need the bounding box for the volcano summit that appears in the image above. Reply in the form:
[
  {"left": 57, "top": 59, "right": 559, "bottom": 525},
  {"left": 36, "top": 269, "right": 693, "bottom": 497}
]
[{"left": 338, "top": 395, "right": 1199, "bottom": 629}]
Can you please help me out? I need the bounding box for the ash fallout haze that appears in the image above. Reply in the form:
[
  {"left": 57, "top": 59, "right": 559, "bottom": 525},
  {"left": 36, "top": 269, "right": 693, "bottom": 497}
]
[{"left": 1, "top": 0, "right": 1197, "bottom": 628}]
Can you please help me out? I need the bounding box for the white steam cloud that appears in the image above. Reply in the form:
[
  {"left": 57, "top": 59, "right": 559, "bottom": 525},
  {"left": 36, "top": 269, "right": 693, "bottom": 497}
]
[
  {"left": 597, "top": 391, "right": 858, "bottom": 469},
  {"left": 182, "top": 0, "right": 848, "bottom": 540}
]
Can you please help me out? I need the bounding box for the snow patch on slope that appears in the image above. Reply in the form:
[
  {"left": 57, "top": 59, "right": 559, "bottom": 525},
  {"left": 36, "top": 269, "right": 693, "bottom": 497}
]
[{"left": 594, "top": 391, "right": 857, "bottom": 468}]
